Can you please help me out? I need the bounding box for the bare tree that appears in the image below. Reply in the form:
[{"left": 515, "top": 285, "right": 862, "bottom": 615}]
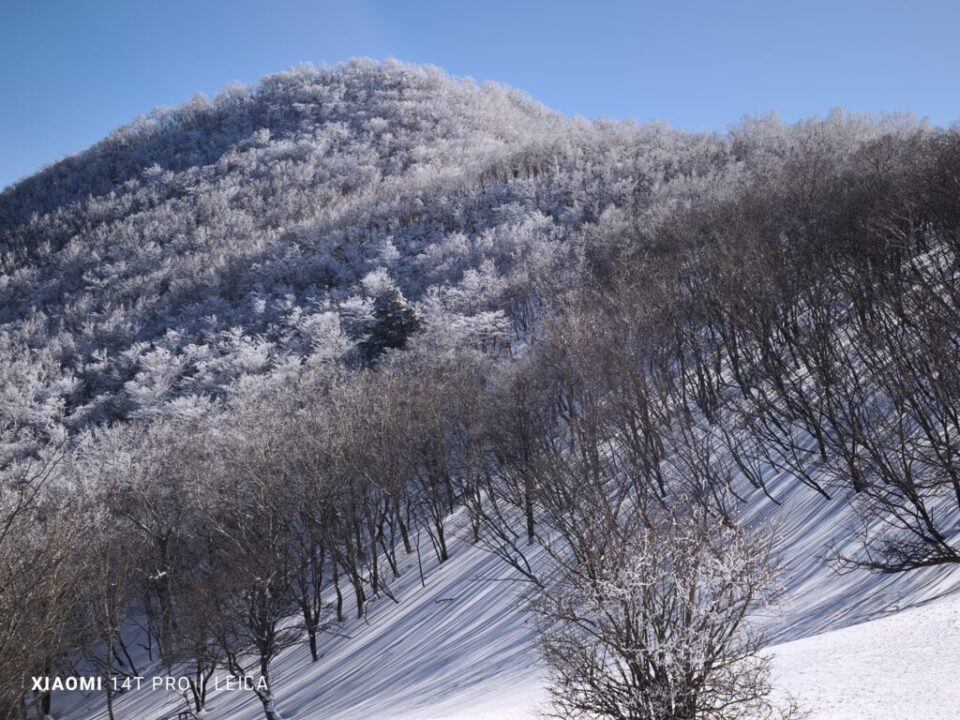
[
  {"left": 536, "top": 507, "right": 794, "bottom": 720},
  {"left": 0, "top": 452, "right": 91, "bottom": 720},
  {"left": 199, "top": 412, "right": 301, "bottom": 720}
]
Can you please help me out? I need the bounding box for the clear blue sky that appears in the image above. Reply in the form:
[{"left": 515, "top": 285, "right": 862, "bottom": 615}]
[{"left": 2, "top": 0, "right": 958, "bottom": 190}]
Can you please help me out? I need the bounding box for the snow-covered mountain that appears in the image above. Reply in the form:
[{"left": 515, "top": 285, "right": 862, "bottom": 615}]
[
  {"left": 3, "top": 60, "right": 960, "bottom": 720},
  {"left": 1, "top": 58, "right": 706, "bottom": 454}
]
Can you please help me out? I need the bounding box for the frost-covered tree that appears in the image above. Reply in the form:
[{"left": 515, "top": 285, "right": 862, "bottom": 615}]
[
  {"left": 359, "top": 286, "right": 421, "bottom": 363},
  {"left": 535, "top": 509, "right": 793, "bottom": 720}
]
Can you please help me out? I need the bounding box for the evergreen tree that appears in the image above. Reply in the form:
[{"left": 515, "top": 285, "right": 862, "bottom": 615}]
[{"left": 360, "top": 288, "right": 421, "bottom": 364}]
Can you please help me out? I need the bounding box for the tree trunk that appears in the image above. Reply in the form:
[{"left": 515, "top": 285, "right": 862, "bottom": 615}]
[
  {"left": 257, "top": 662, "right": 284, "bottom": 720},
  {"left": 524, "top": 474, "right": 535, "bottom": 544},
  {"left": 104, "top": 630, "right": 117, "bottom": 720},
  {"left": 393, "top": 497, "right": 413, "bottom": 554},
  {"left": 332, "top": 561, "right": 344, "bottom": 622},
  {"left": 40, "top": 657, "right": 52, "bottom": 718},
  {"left": 307, "top": 626, "right": 319, "bottom": 662}
]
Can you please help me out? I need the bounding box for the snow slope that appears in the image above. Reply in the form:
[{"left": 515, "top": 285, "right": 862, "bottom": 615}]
[
  {"left": 56, "top": 517, "right": 549, "bottom": 720},
  {"left": 56, "top": 470, "right": 960, "bottom": 720},
  {"left": 771, "top": 592, "right": 960, "bottom": 720}
]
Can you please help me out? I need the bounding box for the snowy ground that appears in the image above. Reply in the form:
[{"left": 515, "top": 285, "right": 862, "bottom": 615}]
[
  {"left": 771, "top": 592, "right": 960, "bottom": 720},
  {"left": 55, "top": 469, "right": 960, "bottom": 720}
]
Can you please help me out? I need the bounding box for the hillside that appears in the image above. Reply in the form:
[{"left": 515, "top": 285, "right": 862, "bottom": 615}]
[
  {"left": 1, "top": 58, "right": 712, "bottom": 456},
  {"left": 47, "top": 471, "right": 960, "bottom": 720},
  {"left": 3, "top": 60, "right": 960, "bottom": 720}
]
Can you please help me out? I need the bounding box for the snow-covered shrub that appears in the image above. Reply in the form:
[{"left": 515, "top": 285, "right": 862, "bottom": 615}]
[{"left": 535, "top": 508, "right": 797, "bottom": 720}]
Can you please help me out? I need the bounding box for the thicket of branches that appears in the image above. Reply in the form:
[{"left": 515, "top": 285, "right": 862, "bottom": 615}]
[{"left": 2, "top": 61, "right": 960, "bottom": 720}]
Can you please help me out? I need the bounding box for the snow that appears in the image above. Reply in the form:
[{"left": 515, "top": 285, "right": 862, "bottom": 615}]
[
  {"left": 55, "top": 521, "right": 549, "bottom": 720},
  {"left": 771, "top": 592, "right": 960, "bottom": 720},
  {"left": 55, "top": 469, "right": 960, "bottom": 720}
]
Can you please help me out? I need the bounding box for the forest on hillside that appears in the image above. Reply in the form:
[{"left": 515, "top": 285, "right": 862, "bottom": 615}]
[{"left": 2, "top": 61, "right": 960, "bottom": 720}]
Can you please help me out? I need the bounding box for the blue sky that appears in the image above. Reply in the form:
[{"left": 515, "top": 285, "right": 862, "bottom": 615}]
[{"left": 2, "top": 0, "right": 958, "bottom": 189}]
